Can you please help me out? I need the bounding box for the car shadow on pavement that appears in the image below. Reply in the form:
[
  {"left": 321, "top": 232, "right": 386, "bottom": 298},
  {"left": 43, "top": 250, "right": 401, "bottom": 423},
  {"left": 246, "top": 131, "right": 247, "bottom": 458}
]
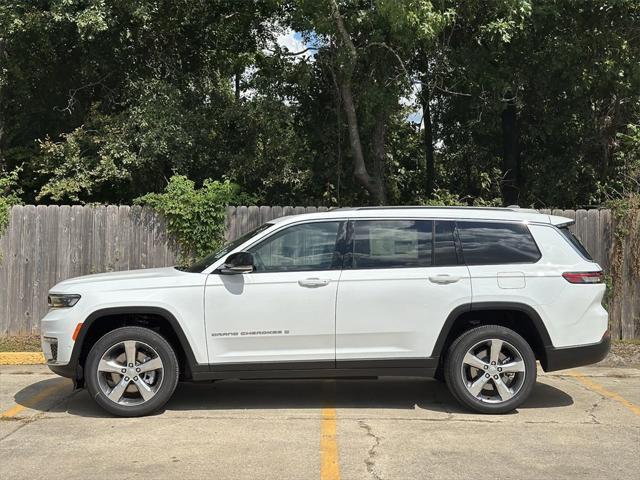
[{"left": 13, "top": 377, "right": 573, "bottom": 418}]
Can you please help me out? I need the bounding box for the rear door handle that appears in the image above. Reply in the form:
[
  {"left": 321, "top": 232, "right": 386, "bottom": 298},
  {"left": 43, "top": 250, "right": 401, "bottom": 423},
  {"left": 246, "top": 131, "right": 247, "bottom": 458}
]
[
  {"left": 298, "top": 278, "right": 330, "bottom": 288},
  {"left": 428, "top": 274, "right": 461, "bottom": 285}
]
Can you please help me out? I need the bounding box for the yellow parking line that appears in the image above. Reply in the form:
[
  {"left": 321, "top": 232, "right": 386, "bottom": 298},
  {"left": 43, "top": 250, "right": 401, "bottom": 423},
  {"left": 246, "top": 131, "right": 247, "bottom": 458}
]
[
  {"left": 569, "top": 371, "right": 640, "bottom": 417},
  {"left": 0, "top": 352, "right": 45, "bottom": 365},
  {"left": 320, "top": 381, "right": 340, "bottom": 480},
  {"left": 0, "top": 380, "right": 69, "bottom": 419}
]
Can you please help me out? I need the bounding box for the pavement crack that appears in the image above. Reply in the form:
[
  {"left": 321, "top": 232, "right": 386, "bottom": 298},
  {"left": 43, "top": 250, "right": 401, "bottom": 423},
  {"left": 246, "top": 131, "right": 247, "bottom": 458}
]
[
  {"left": 358, "top": 420, "right": 383, "bottom": 480},
  {"left": 586, "top": 398, "right": 603, "bottom": 425},
  {"left": 0, "top": 416, "right": 36, "bottom": 442}
]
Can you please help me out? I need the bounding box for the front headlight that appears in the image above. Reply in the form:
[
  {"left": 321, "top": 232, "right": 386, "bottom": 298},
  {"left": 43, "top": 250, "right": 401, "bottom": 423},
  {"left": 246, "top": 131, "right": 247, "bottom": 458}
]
[{"left": 48, "top": 294, "right": 81, "bottom": 308}]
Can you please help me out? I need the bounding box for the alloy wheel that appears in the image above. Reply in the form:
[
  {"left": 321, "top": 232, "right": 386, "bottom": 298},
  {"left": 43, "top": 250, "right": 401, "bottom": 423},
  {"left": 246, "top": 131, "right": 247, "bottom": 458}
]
[
  {"left": 460, "top": 338, "right": 526, "bottom": 404},
  {"left": 96, "top": 340, "right": 164, "bottom": 406}
]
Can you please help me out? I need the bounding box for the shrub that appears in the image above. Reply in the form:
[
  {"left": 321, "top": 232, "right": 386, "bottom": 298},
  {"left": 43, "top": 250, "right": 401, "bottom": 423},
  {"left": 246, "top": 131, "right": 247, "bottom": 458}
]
[
  {"left": 136, "top": 175, "right": 254, "bottom": 263},
  {"left": 0, "top": 168, "right": 22, "bottom": 232}
]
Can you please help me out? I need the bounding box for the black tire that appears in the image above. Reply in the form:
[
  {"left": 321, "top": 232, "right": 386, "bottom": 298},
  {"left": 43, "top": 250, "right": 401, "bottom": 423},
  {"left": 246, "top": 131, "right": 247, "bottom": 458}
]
[
  {"left": 85, "top": 327, "right": 179, "bottom": 417},
  {"left": 444, "top": 325, "right": 536, "bottom": 414}
]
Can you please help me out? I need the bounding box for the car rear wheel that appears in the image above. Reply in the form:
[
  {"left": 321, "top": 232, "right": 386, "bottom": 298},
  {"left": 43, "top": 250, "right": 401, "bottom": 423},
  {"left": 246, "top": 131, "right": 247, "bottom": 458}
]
[
  {"left": 444, "top": 325, "right": 536, "bottom": 414},
  {"left": 85, "top": 327, "right": 179, "bottom": 417}
]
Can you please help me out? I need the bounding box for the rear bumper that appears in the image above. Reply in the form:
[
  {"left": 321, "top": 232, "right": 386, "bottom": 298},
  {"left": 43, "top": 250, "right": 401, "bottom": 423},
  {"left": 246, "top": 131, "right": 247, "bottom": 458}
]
[{"left": 542, "top": 331, "right": 611, "bottom": 372}]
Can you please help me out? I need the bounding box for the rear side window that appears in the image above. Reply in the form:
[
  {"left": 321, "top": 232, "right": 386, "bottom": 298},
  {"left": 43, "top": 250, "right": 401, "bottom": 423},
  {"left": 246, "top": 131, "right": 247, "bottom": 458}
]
[
  {"left": 457, "top": 221, "right": 541, "bottom": 265},
  {"left": 434, "top": 220, "right": 458, "bottom": 266},
  {"left": 559, "top": 226, "right": 593, "bottom": 261},
  {"left": 352, "top": 220, "right": 433, "bottom": 268}
]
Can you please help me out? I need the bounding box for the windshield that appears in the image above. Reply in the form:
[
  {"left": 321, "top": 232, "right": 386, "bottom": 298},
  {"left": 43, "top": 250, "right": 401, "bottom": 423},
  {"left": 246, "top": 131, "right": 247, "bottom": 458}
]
[{"left": 183, "top": 223, "right": 273, "bottom": 273}]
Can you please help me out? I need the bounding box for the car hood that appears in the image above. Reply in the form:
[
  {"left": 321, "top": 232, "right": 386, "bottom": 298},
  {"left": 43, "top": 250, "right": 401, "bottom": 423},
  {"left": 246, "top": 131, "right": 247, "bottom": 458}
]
[{"left": 50, "top": 267, "right": 193, "bottom": 293}]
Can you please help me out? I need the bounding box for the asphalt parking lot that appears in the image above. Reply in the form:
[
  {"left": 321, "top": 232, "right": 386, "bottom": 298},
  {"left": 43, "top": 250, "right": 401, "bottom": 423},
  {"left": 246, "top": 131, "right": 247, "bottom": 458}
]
[{"left": 1, "top": 365, "right": 639, "bottom": 480}]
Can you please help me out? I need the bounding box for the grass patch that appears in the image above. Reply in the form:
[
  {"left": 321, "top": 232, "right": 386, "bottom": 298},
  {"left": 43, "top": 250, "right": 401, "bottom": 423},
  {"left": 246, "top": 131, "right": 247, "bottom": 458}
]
[
  {"left": 0, "top": 335, "right": 41, "bottom": 352},
  {"left": 614, "top": 339, "right": 640, "bottom": 346}
]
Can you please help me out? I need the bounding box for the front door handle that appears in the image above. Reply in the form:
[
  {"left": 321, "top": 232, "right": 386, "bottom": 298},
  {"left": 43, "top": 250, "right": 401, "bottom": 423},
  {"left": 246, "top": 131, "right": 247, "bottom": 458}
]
[
  {"left": 429, "top": 274, "right": 461, "bottom": 285},
  {"left": 298, "top": 278, "right": 330, "bottom": 288}
]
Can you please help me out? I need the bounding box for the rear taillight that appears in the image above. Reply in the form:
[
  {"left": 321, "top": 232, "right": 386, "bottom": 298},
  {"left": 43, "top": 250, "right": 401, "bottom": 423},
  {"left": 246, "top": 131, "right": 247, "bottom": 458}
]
[{"left": 562, "top": 271, "right": 604, "bottom": 284}]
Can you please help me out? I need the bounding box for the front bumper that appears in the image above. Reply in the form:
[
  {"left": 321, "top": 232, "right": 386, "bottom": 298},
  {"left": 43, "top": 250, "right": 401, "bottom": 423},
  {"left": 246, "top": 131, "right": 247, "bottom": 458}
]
[
  {"left": 47, "top": 362, "right": 79, "bottom": 379},
  {"left": 40, "top": 306, "right": 85, "bottom": 386},
  {"left": 40, "top": 307, "right": 81, "bottom": 364},
  {"left": 542, "top": 331, "right": 611, "bottom": 372}
]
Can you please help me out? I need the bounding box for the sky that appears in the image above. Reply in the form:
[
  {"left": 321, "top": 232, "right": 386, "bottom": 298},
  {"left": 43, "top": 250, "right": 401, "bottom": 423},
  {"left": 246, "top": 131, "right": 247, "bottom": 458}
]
[
  {"left": 276, "top": 30, "right": 307, "bottom": 53},
  {"left": 276, "top": 30, "right": 316, "bottom": 60}
]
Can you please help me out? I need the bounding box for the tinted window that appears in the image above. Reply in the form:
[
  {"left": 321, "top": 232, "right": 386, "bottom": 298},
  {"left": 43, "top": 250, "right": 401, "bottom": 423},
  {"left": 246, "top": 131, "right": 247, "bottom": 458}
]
[
  {"left": 248, "top": 222, "right": 340, "bottom": 272},
  {"left": 434, "top": 220, "right": 458, "bottom": 266},
  {"left": 457, "top": 221, "right": 541, "bottom": 265},
  {"left": 559, "top": 226, "right": 593, "bottom": 261},
  {"left": 351, "top": 220, "right": 432, "bottom": 269}
]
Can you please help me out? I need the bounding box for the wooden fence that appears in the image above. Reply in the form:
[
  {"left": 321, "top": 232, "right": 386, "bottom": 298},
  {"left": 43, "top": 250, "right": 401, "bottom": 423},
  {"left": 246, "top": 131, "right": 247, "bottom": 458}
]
[
  {"left": 0, "top": 205, "right": 637, "bottom": 339},
  {"left": 0, "top": 206, "right": 178, "bottom": 336}
]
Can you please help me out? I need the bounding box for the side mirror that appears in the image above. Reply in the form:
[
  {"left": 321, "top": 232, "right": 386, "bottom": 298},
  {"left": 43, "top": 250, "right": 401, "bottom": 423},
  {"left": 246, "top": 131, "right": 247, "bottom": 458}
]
[{"left": 219, "top": 251, "right": 254, "bottom": 274}]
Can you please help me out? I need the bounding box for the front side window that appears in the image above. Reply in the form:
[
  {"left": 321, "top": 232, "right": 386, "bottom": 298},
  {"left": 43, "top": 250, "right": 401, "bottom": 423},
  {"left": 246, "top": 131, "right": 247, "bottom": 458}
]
[
  {"left": 248, "top": 221, "right": 341, "bottom": 272},
  {"left": 457, "top": 221, "right": 541, "bottom": 265},
  {"left": 351, "top": 220, "right": 433, "bottom": 269}
]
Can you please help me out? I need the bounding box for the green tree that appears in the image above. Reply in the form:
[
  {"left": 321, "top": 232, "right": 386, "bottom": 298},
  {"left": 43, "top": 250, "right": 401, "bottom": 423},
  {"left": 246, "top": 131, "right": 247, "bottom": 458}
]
[
  {"left": 1, "top": 0, "right": 282, "bottom": 203},
  {"left": 1, "top": 0, "right": 638, "bottom": 209},
  {"left": 429, "top": 0, "right": 639, "bottom": 207}
]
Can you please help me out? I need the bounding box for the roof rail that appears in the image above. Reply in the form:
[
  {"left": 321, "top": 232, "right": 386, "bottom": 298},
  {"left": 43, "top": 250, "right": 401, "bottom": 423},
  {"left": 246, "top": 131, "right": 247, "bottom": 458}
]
[{"left": 350, "top": 206, "right": 528, "bottom": 212}]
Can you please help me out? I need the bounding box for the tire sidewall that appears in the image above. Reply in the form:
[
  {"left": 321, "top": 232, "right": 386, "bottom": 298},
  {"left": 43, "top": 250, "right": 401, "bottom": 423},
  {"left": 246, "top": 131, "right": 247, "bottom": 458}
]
[
  {"left": 86, "top": 327, "right": 179, "bottom": 417},
  {"left": 445, "top": 326, "right": 537, "bottom": 414}
]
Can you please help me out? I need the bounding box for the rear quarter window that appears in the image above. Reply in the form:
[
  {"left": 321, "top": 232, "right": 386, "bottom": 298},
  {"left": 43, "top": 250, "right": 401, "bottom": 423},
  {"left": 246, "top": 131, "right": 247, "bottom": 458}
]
[
  {"left": 457, "top": 221, "right": 541, "bottom": 265},
  {"left": 559, "top": 226, "right": 593, "bottom": 261}
]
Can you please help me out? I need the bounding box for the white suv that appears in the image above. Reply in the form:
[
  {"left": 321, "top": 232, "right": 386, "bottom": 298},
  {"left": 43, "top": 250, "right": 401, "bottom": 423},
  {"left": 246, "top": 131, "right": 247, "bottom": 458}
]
[{"left": 41, "top": 207, "right": 610, "bottom": 416}]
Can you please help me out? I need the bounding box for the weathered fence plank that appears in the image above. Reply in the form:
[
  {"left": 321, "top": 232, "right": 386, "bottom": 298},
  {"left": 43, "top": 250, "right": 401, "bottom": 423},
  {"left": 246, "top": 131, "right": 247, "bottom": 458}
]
[
  {"left": 0, "top": 205, "right": 637, "bottom": 339},
  {"left": 17, "top": 206, "right": 35, "bottom": 333},
  {"left": 6, "top": 206, "right": 23, "bottom": 335},
  {"left": 600, "top": 209, "right": 612, "bottom": 273}
]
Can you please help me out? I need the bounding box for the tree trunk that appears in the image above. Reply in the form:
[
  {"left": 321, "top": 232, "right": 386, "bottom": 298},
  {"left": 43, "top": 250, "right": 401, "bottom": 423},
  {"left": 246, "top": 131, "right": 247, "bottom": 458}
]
[
  {"left": 420, "top": 77, "right": 435, "bottom": 198},
  {"left": 338, "top": 79, "right": 385, "bottom": 203},
  {"left": 234, "top": 71, "right": 241, "bottom": 102},
  {"left": 599, "top": 96, "right": 621, "bottom": 181},
  {"left": 330, "top": 0, "right": 386, "bottom": 204},
  {"left": 501, "top": 96, "right": 520, "bottom": 206},
  {"left": 371, "top": 112, "right": 388, "bottom": 204}
]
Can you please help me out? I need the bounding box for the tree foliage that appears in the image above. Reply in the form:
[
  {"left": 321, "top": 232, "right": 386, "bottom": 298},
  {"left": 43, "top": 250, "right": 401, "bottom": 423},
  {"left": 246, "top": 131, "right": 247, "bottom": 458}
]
[{"left": 0, "top": 0, "right": 638, "bottom": 209}]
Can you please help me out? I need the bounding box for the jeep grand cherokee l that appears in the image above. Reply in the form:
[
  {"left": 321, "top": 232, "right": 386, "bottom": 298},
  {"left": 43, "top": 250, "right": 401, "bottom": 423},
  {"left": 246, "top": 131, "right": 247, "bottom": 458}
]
[{"left": 41, "top": 207, "right": 610, "bottom": 416}]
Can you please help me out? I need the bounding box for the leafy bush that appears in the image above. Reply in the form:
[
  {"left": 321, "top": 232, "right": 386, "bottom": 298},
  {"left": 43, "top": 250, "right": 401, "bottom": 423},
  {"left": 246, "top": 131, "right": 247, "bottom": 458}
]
[
  {"left": 0, "top": 168, "right": 22, "bottom": 232},
  {"left": 136, "top": 175, "right": 254, "bottom": 263},
  {"left": 417, "top": 188, "right": 465, "bottom": 206},
  {"left": 414, "top": 188, "right": 502, "bottom": 207}
]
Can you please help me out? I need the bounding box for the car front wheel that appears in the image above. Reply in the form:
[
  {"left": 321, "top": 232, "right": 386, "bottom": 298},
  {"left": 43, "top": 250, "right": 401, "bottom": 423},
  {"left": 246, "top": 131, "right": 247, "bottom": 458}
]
[
  {"left": 444, "top": 325, "right": 537, "bottom": 414},
  {"left": 85, "top": 326, "right": 179, "bottom": 417}
]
